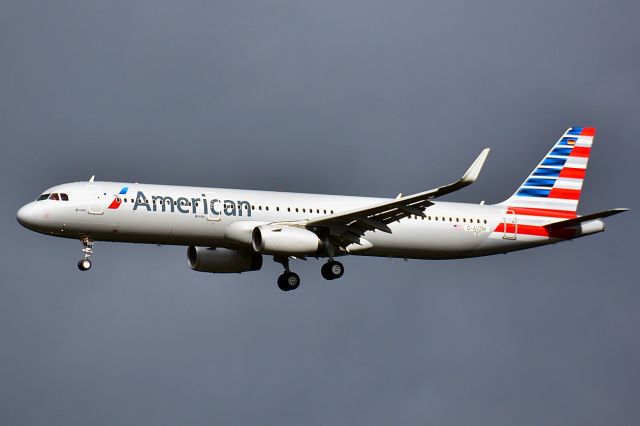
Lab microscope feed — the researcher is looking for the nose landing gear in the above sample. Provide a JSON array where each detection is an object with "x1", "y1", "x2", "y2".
[
  {"x1": 77, "y1": 237, "x2": 94, "y2": 271},
  {"x1": 78, "y1": 259, "x2": 92, "y2": 271}
]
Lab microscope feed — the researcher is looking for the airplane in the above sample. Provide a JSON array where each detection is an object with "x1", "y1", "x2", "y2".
[{"x1": 16, "y1": 127, "x2": 628, "y2": 291}]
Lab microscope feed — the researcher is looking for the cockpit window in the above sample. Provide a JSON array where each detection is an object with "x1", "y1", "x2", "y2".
[
  {"x1": 49, "y1": 193, "x2": 60, "y2": 201},
  {"x1": 60, "y1": 193, "x2": 69, "y2": 201},
  {"x1": 37, "y1": 193, "x2": 50, "y2": 201}
]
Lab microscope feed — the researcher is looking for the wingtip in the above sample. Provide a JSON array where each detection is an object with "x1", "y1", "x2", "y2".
[{"x1": 461, "y1": 148, "x2": 490, "y2": 183}]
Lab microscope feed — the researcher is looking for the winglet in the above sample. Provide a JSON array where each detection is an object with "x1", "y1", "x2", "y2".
[{"x1": 461, "y1": 148, "x2": 490, "y2": 184}]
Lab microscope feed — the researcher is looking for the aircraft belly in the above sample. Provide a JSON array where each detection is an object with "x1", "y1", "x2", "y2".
[{"x1": 362, "y1": 221, "x2": 488, "y2": 259}]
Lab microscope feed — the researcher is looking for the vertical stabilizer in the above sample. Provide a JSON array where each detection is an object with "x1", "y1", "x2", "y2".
[{"x1": 498, "y1": 127, "x2": 595, "y2": 216}]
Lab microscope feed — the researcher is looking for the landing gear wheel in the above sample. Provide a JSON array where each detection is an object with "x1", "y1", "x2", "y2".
[
  {"x1": 277, "y1": 272, "x2": 300, "y2": 291},
  {"x1": 321, "y1": 261, "x2": 344, "y2": 280},
  {"x1": 78, "y1": 237, "x2": 94, "y2": 272},
  {"x1": 78, "y1": 259, "x2": 92, "y2": 271}
]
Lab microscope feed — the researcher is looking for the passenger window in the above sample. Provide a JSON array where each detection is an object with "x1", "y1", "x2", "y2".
[
  {"x1": 323, "y1": 209, "x2": 327, "y2": 214},
  {"x1": 287, "y1": 207, "x2": 291, "y2": 212},
  {"x1": 295, "y1": 208, "x2": 299, "y2": 212},
  {"x1": 50, "y1": 193, "x2": 60, "y2": 201}
]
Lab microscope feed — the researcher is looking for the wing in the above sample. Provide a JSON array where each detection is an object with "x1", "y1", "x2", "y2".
[{"x1": 305, "y1": 148, "x2": 490, "y2": 247}]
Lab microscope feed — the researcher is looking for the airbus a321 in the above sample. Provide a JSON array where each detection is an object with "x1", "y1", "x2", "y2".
[{"x1": 17, "y1": 127, "x2": 627, "y2": 291}]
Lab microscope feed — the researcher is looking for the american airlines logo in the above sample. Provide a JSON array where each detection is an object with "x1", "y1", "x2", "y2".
[
  {"x1": 130, "y1": 190, "x2": 252, "y2": 217},
  {"x1": 107, "y1": 187, "x2": 129, "y2": 209}
]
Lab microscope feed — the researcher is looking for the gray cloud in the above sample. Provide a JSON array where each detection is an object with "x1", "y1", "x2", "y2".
[{"x1": 1, "y1": 1, "x2": 638, "y2": 425}]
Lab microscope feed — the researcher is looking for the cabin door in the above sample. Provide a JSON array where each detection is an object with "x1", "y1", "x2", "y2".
[
  {"x1": 502, "y1": 210, "x2": 517, "y2": 240},
  {"x1": 88, "y1": 187, "x2": 104, "y2": 215}
]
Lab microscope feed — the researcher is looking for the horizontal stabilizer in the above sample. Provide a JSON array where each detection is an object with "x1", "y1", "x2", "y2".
[{"x1": 543, "y1": 208, "x2": 629, "y2": 229}]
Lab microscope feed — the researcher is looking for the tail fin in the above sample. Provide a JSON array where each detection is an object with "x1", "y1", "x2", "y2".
[{"x1": 498, "y1": 127, "x2": 595, "y2": 215}]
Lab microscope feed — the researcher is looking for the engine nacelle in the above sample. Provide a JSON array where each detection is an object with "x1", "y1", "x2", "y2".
[
  {"x1": 224, "y1": 220, "x2": 267, "y2": 246},
  {"x1": 187, "y1": 246, "x2": 262, "y2": 273},
  {"x1": 251, "y1": 225, "x2": 321, "y2": 255}
]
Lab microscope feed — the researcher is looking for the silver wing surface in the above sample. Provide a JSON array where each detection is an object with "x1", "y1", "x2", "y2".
[{"x1": 304, "y1": 148, "x2": 490, "y2": 247}]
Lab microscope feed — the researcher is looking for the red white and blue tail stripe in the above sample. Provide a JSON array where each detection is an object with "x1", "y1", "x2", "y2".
[{"x1": 499, "y1": 127, "x2": 595, "y2": 216}]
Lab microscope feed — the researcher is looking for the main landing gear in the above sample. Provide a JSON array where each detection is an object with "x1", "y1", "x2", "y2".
[
  {"x1": 321, "y1": 242, "x2": 344, "y2": 281},
  {"x1": 277, "y1": 272, "x2": 301, "y2": 292},
  {"x1": 274, "y1": 256, "x2": 345, "y2": 291},
  {"x1": 77, "y1": 237, "x2": 94, "y2": 271},
  {"x1": 274, "y1": 256, "x2": 300, "y2": 292},
  {"x1": 321, "y1": 260, "x2": 344, "y2": 280}
]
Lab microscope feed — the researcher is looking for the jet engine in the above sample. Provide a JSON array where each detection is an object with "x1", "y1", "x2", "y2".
[
  {"x1": 251, "y1": 225, "x2": 322, "y2": 255},
  {"x1": 187, "y1": 246, "x2": 262, "y2": 273}
]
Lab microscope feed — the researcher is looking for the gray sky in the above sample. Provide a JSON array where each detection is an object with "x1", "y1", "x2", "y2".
[{"x1": 1, "y1": 1, "x2": 639, "y2": 425}]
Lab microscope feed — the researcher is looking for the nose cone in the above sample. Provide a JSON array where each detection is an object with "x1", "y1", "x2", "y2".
[{"x1": 17, "y1": 203, "x2": 40, "y2": 229}]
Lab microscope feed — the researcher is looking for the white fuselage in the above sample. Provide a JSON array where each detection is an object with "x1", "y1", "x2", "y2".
[{"x1": 16, "y1": 181, "x2": 588, "y2": 260}]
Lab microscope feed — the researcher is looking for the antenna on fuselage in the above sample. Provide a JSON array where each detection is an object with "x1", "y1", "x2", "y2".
[{"x1": 89, "y1": 175, "x2": 95, "y2": 182}]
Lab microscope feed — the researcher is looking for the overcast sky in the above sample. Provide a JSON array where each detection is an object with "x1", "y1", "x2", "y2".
[{"x1": 1, "y1": 1, "x2": 639, "y2": 425}]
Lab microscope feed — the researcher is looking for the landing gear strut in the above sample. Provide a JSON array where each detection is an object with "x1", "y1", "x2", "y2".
[
  {"x1": 274, "y1": 256, "x2": 300, "y2": 291},
  {"x1": 321, "y1": 260, "x2": 344, "y2": 280},
  {"x1": 78, "y1": 237, "x2": 94, "y2": 271},
  {"x1": 320, "y1": 241, "x2": 344, "y2": 280}
]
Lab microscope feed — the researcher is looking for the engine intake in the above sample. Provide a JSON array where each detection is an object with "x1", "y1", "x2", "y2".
[
  {"x1": 252, "y1": 225, "x2": 321, "y2": 255},
  {"x1": 187, "y1": 246, "x2": 262, "y2": 273}
]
